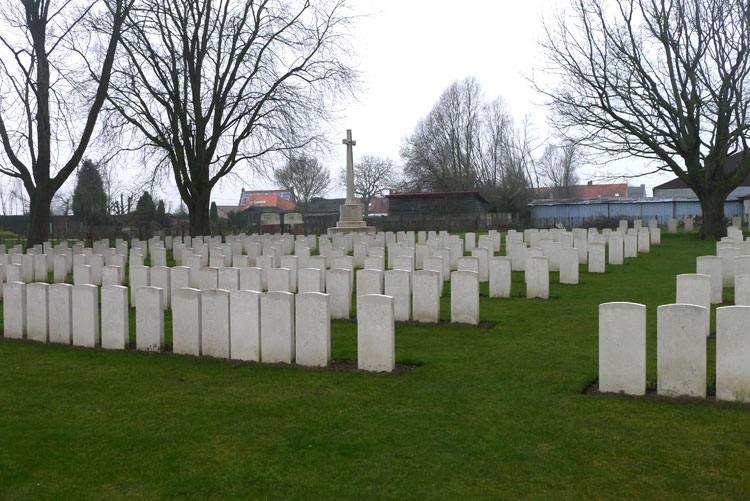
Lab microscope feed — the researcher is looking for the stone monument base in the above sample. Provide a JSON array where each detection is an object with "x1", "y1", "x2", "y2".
[
  {"x1": 327, "y1": 200, "x2": 375, "y2": 236},
  {"x1": 327, "y1": 224, "x2": 376, "y2": 237}
]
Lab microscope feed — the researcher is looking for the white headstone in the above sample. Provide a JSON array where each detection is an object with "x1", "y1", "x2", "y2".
[
  {"x1": 735, "y1": 274, "x2": 750, "y2": 306},
  {"x1": 623, "y1": 234, "x2": 637, "y2": 258},
  {"x1": 717, "y1": 246, "x2": 740, "y2": 287},
  {"x1": 53, "y1": 254, "x2": 67, "y2": 283},
  {"x1": 217, "y1": 266, "x2": 240, "y2": 292},
  {"x1": 172, "y1": 288, "x2": 202, "y2": 356},
  {"x1": 657, "y1": 303, "x2": 707, "y2": 398},
  {"x1": 423, "y1": 255, "x2": 444, "y2": 291},
  {"x1": 716, "y1": 306, "x2": 750, "y2": 402},
  {"x1": 649, "y1": 227, "x2": 661, "y2": 245},
  {"x1": 169, "y1": 266, "x2": 190, "y2": 305},
  {"x1": 393, "y1": 255, "x2": 414, "y2": 272},
  {"x1": 129, "y1": 265, "x2": 150, "y2": 306},
  {"x1": 150, "y1": 266, "x2": 171, "y2": 309},
  {"x1": 326, "y1": 268, "x2": 352, "y2": 319},
  {"x1": 598, "y1": 302, "x2": 646, "y2": 395},
  {"x1": 88, "y1": 253, "x2": 104, "y2": 285},
  {"x1": 363, "y1": 255, "x2": 384, "y2": 272},
  {"x1": 450, "y1": 270, "x2": 479, "y2": 325},
  {"x1": 101, "y1": 285, "x2": 129, "y2": 349},
  {"x1": 239, "y1": 267, "x2": 263, "y2": 292},
  {"x1": 102, "y1": 265, "x2": 121, "y2": 286},
  {"x1": 385, "y1": 269, "x2": 411, "y2": 321},
  {"x1": 21, "y1": 254, "x2": 33, "y2": 282},
  {"x1": 201, "y1": 289, "x2": 230, "y2": 358},
  {"x1": 412, "y1": 270, "x2": 440, "y2": 323},
  {"x1": 295, "y1": 292, "x2": 331, "y2": 367},
  {"x1": 608, "y1": 234, "x2": 624, "y2": 265},
  {"x1": 48, "y1": 283, "x2": 73, "y2": 344},
  {"x1": 298, "y1": 267, "x2": 324, "y2": 293},
  {"x1": 267, "y1": 267, "x2": 292, "y2": 292},
  {"x1": 458, "y1": 256, "x2": 479, "y2": 274},
  {"x1": 696, "y1": 255, "x2": 723, "y2": 304},
  {"x1": 229, "y1": 290, "x2": 261, "y2": 362},
  {"x1": 280, "y1": 255, "x2": 299, "y2": 292},
  {"x1": 559, "y1": 247, "x2": 579, "y2": 285},
  {"x1": 356, "y1": 269, "x2": 383, "y2": 296},
  {"x1": 73, "y1": 264, "x2": 93, "y2": 285},
  {"x1": 357, "y1": 294, "x2": 395, "y2": 372},
  {"x1": 489, "y1": 257, "x2": 511, "y2": 298},
  {"x1": 675, "y1": 273, "x2": 711, "y2": 335},
  {"x1": 3, "y1": 281, "x2": 26, "y2": 339},
  {"x1": 198, "y1": 266, "x2": 219, "y2": 291},
  {"x1": 260, "y1": 291, "x2": 295, "y2": 364},
  {"x1": 588, "y1": 241, "x2": 606, "y2": 273},
  {"x1": 136, "y1": 286, "x2": 164, "y2": 352},
  {"x1": 470, "y1": 247, "x2": 490, "y2": 282},
  {"x1": 33, "y1": 254, "x2": 47, "y2": 282},
  {"x1": 72, "y1": 284, "x2": 99, "y2": 348},
  {"x1": 525, "y1": 256, "x2": 549, "y2": 299},
  {"x1": 574, "y1": 237, "x2": 588, "y2": 265},
  {"x1": 26, "y1": 282, "x2": 49, "y2": 343}
]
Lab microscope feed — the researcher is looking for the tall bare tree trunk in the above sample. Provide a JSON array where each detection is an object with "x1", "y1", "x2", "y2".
[
  {"x1": 27, "y1": 186, "x2": 53, "y2": 246},
  {"x1": 699, "y1": 189, "x2": 728, "y2": 240},
  {"x1": 188, "y1": 188, "x2": 211, "y2": 237}
]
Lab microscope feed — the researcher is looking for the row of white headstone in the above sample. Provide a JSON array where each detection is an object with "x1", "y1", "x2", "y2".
[
  {"x1": 599, "y1": 302, "x2": 750, "y2": 402},
  {"x1": 513, "y1": 226, "x2": 661, "y2": 299},
  {"x1": 57, "y1": 262, "x2": 477, "y2": 325},
  {"x1": 3, "y1": 281, "x2": 399, "y2": 373}
]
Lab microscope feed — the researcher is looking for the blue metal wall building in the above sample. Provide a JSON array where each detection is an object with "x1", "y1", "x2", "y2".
[{"x1": 529, "y1": 198, "x2": 743, "y2": 228}]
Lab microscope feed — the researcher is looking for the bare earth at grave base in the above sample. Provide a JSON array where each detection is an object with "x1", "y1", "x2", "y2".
[{"x1": 2, "y1": 232, "x2": 750, "y2": 497}]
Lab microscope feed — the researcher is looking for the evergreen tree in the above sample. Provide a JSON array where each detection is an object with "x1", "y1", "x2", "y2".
[
  {"x1": 210, "y1": 202, "x2": 219, "y2": 223},
  {"x1": 156, "y1": 200, "x2": 166, "y2": 226},
  {"x1": 72, "y1": 159, "x2": 108, "y2": 226},
  {"x1": 132, "y1": 191, "x2": 157, "y2": 227}
]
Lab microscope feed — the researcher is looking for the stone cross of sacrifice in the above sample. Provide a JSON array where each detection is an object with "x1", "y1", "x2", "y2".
[{"x1": 343, "y1": 129, "x2": 357, "y2": 204}]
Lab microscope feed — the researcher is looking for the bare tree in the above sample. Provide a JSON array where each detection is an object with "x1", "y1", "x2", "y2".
[
  {"x1": 0, "y1": 0, "x2": 134, "y2": 245},
  {"x1": 339, "y1": 155, "x2": 398, "y2": 215},
  {"x1": 106, "y1": 0, "x2": 356, "y2": 235},
  {"x1": 538, "y1": 141, "x2": 580, "y2": 199},
  {"x1": 273, "y1": 155, "x2": 330, "y2": 213},
  {"x1": 51, "y1": 188, "x2": 73, "y2": 216},
  {"x1": 401, "y1": 79, "x2": 536, "y2": 215},
  {"x1": 538, "y1": 0, "x2": 750, "y2": 238},
  {"x1": 401, "y1": 77, "x2": 483, "y2": 191},
  {"x1": 0, "y1": 177, "x2": 27, "y2": 215}
]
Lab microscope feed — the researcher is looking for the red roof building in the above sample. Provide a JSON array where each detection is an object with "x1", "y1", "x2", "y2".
[
  {"x1": 241, "y1": 194, "x2": 296, "y2": 212},
  {"x1": 238, "y1": 189, "x2": 293, "y2": 205}
]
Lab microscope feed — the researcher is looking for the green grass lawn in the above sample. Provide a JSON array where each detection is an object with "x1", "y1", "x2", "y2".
[{"x1": 2, "y1": 232, "x2": 750, "y2": 498}]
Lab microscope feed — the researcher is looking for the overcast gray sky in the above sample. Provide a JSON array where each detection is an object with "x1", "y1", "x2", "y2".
[{"x1": 152, "y1": 0, "x2": 676, "y2": 208}]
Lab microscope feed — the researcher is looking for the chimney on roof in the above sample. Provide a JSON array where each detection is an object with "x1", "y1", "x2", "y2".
[{"x1": 588, "y1": 180, "x2": 593, "y2": 186}]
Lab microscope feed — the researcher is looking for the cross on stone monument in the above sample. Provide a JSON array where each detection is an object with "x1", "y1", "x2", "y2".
[
  {"x1": 343, "y1": 129, "x2": 357, "y2": 204},
  {"x1": 327, "y1": 129, "x2": 375, "y2": 236}
]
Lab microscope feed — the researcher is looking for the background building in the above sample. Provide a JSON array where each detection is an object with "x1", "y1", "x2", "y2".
[{"x1": 653, "y1": 152, "x2": 750, "y2": 199}]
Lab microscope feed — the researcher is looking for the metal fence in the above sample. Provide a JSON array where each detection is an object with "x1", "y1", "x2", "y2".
[{"x1": 529, "y1": 199, "x2": 743, "y2": 228}]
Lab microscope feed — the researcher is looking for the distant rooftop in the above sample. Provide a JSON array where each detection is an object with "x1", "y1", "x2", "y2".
[
  {"x1": 241, "y1": 194, "x2": 296, "y2": 212},
  {"x1": 238, "y1": 189, "x2": 293, "y2": 206},
  {"x1": 532, "y1": 183, "x2": 633, "y2": 200},
  {"x1": 386, "y1": 190, "x2": 489, "y2": 204},
  {"x1": 653, "y1": 152, "x2": 749, "y2": 190}
]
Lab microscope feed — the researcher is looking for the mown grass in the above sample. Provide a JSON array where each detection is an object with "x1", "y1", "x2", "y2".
[{"x1": 2, "y1": 231, "x2": 750, "y2": 498}]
